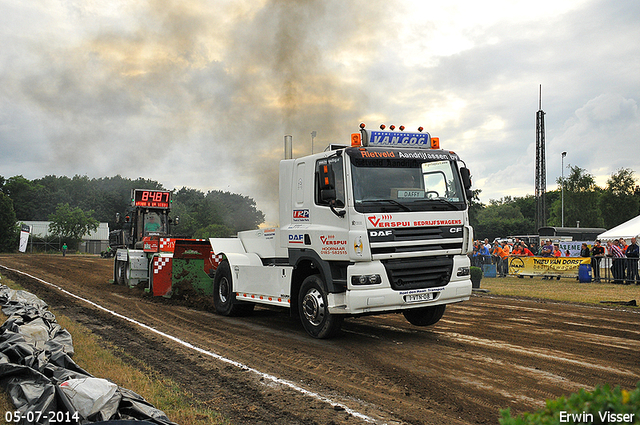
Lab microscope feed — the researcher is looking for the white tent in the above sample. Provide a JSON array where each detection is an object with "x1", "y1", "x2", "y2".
[{"x1": 597, "y1": 215, "x2": 640, "y2": 241}]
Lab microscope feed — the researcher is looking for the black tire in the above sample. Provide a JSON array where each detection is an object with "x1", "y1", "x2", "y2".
[
  {"x1": 213, "y1": 261, "x2": 243, "y2": 316},
  {"x1": 115, "y1": 260, "x2": 127, "y2": 286},
  {"x1": 298, "y1": 275, "x2": 343, "y2": 339},
  {"x1": 147, "y1": 259, "x2": 155, "y2": 296},
  {"x1": 113, "y1": 259, "x2": 119, "y2": 284},
  {"x1": 403, "y1": 304, "x2": 446, "y2": 327},
  {"x1": 123, "y1": 261, "x2": 132, "y2": 287}
]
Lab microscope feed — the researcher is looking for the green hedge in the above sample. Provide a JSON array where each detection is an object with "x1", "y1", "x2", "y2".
[
  {"x1": 470, "y1": 266, "x2": 483, "y2": 281},
  {"x1": 500, "y1": 382, "x2": 640, "y2": 424}
]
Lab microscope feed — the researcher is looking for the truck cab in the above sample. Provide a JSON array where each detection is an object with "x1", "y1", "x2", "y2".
[{"x1": 210, "y1": 125, "x2": 474, "y2": 338}]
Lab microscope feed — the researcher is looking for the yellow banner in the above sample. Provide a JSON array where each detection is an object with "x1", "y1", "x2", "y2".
[{"x1": 508, "y1": 256, "x2": 591, "y2": 276}]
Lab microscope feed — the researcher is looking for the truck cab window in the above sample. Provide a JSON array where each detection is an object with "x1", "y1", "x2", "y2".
[
  {"x1": 315, "y1": 156, "x2": 345, "y2": 208},
  {"x1": 422, "y1": 160, "x2": 462, "y2": 200}
]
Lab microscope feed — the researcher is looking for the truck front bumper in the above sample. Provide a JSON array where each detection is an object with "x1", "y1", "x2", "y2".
[{"x1": 328, "y1": 256, "x2": 472, "y2": 315}]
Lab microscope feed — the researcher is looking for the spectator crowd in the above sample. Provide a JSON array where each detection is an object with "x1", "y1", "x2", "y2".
[{"x1": 470, "y1": 237, "x2": 639, "y2": 284}]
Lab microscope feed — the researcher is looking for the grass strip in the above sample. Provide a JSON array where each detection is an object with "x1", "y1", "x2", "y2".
[
  {"x1": 0, "y1": 274, "x2": 228, "y2": 425},
  {"x1": 479, "y1": 275, "x2": 640, "y2": 306}
]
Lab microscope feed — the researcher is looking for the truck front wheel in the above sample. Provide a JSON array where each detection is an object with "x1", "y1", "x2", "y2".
[
  {"x1": 298, "y1": 275, "x2": 343, "y2": 339},
  {"x1": 114, "y1": 260, "x2": 127, "y2": 286},
  {"x1": 403, "y1": 304, "x2": 446, "y2": 327}
]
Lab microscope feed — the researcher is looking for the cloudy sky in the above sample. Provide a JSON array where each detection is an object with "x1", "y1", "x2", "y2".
[{"x1": 1, "y1": 0, "x2": 638, "y2": 223}]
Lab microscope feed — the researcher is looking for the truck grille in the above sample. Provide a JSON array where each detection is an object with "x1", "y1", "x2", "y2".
[
  {"x1": 368, "y1": 226, "x2": 463, "y2": 257},
  {"x1": 382, "y1": 257, "x2": 453, "y2": 290}
]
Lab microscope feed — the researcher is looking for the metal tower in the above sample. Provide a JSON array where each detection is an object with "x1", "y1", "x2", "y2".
[{"x1": 535, "y1": 85, "x2": 546, "y2": 231}]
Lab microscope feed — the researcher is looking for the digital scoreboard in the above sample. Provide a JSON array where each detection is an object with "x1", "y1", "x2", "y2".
[{"x1": 132, "y1": 190, "x2": 171, "y2": 208}]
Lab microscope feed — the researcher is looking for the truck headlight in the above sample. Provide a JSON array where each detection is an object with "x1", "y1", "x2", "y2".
[
  {"x1": 457, "y1": 267, "x2": 470, "y2": 277},
  {"x1": 351, "y1": 274, "x2": 382, "y2": 285}
]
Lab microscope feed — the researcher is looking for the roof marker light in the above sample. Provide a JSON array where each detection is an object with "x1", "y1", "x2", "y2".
[
  {"x1": 418, "y1": 126, "x2": 424, "y2": 132},
  {"x1": 351, "y1": 132, "x2": 362, "y2": 147},
  {"x1": 390, "y1": 125, "x2": 395, "y2": 130},
  {"x1": 379, "y1": 124, "x2": 386, "y2": 130},
  {"x1": 359, "y1": 122, "x2": 366, "y2": 129},
  {"x1": 399, "y1": 125, "x2": 405, "y2": 131}
]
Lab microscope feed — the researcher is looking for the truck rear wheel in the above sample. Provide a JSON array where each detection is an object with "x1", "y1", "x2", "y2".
[
  {"x1": 213, "y1": 261, "x2": 250, "y2": 316},
  {"x1": 403, "y1": 304, "x2": 446, "y2": 327},
  {"x1": 298, "y1": 275, "x2": 343, "y2": 339}
]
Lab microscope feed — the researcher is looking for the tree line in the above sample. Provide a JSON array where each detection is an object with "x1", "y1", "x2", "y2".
[
  {"x1": 1, "y1": 167, "x2": 638, "y2": 253},
  {"x1": 0, "y1": 174, "x2": 265, "y2": 252},
  {"x1": 470, "y1": 167, "x2": 640, "y2": 242}
]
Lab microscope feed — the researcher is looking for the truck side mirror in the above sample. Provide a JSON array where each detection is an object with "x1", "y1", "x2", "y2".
[
  {"x1": 318, "y1": 163, "x2": 337, "y2": 202},
  {"x1": 321, "y1": 189, "x2": 336, "y2": 202},
  {"x1": 460, "y1": 167, "x2": 472, "y2": 189},
  {"x1": 460, "y1": 167, "x2": 474, "y2": 201},
  {"x1": 317, "y1": 162, "x2": 345, "y2": 217}
]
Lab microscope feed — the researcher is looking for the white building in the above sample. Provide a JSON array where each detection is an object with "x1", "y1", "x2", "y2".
[{"x1": 19, "y1": 221, "x2": 110, "y2": 254}]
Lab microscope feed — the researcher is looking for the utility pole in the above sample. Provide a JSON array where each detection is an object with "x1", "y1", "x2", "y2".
[
  {"x1": 535, "y1": 85, "x2": 547, "y2": 232},
  {"x1": 561, "y1": 151, "x2": 566, "y2": 227}
]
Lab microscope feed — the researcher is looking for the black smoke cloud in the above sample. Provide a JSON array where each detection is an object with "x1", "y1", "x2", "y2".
[{"x1": 12, "y1": 0, "x2": 389, "y2": 222}]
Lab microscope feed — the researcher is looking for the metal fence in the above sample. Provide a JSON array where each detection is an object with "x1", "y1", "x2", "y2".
[{"x1": 593, "y1": 256, "x2": 639, "y2": 285}]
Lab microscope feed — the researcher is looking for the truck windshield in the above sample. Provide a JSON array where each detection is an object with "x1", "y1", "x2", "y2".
[{"x1": 347, "y1": 148, "x2": 466, "y2": 213}]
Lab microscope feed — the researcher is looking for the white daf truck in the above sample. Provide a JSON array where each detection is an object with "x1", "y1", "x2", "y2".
[{"x1": 210, "y1": 124, "x2": 475, "y2": 338}]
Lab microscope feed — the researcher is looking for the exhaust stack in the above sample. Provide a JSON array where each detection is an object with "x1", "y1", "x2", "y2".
[{"x1": 284, "y1": 135, "x2": 293, "y2": 159}]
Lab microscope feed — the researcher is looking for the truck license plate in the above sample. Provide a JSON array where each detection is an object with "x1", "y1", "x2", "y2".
[{"x1": 404, "y1": 292, "x2": 434, "y2": 303}]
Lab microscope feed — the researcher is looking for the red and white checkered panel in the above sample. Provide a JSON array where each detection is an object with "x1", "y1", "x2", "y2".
[
  {"x1": 154, "y1": 257, "x2": 171, "y2": 273},
  {"x1": 152, "y1": 256, "x2": 173, "y2": 296},
  {"x1": 211, "y1": 253, "x2": 223, "y2": 270},
  {"x1": 159, "y1": 238, "x2": 174, "y2": 252}
]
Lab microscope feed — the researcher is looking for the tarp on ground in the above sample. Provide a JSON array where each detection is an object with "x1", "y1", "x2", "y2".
[
  {"x1": 0, "y1": 285, "x2": 177, "y2": 425},
  {"x1": 598, "y1": 215, "x2": 640, "y2": 242}
]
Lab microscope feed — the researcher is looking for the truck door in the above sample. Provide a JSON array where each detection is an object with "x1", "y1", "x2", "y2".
[{"x1": 310, "y1": 155, "x2": 350, "y2": 260}]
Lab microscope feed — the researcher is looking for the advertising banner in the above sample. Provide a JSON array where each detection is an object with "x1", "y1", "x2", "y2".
[
  {"x1": 18, "y1": 224, "x2": 30, "y2": 253},
  {"x1": 508, "y1": 256, "x2": 591, "y2": 277},
  {"x1": 558, "y1": 241, "x2": 593, "y2": 257}
]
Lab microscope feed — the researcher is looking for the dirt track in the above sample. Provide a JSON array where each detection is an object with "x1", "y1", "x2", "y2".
[{"x1": 1, "y1": 254, "x2": 639, "y2": 425}]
